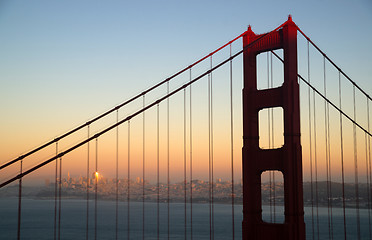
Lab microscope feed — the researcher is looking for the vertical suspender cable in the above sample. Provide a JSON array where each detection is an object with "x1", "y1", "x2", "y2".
[
  {"x1": 267, "y1": 52, "x2": 273, "y2": 222},
  {"x1": 323, "y1": 57, "x2": 331, "y2": 240},
  {"x1": 86, "y1": 126, "x2": 90, "y2": 240},
  {"x1": 324, "y1": 57, "x2": 334, "y2": 239},
  {"x1": 367, "y1": 98, "x2": 372, "y2": 240},
  {"x1": 339, "y1": 72, "x2": 347, "y2": 240},
  {"x1": 183, "y1": 88, "x2": 187, "y2": 240},
  {"x1": 208, "y1": 64, "x2": 212, "y2": 240},
  {"x1": 167, "y1": 81, "x2": 170, "y2": 240},
  {"x1": 115, "y1": 110, "x2": 119, "y2": 240},
  {"x1": 365, "y1": 127, "x2": 372, "y2": 240},
  {"x1": 270, "y1": 52, "x2": 276, "y2": 222},
  {"x1": 127, "y1": 121, "x2": 131, "y2": 240},
  {"x1": 230, "y1": 44, "x2": 235, "y2": 239},
  {"x1": 353, "y1": 86, "x2": 361, "y2": 240},
  {"x1": 54, "y1": 142, "x2": 58, "y2": 240},
  {"x1": 313, "y1": 80, "x2": 320, "y2": 240},
  {"x1": 17, "y1": 159, "x2": 23, "y2": 240},
  {"x1": 157, "y1": 103, "x2": 160, "y2": 240},
  {"x1": 210, "y1": 55, "x2": 215, "y2": 239},
  {"x1": 94, "y1": 138, "x2": 98, "y2": 240},
  {"x1": 189, "y1": 68, "x2": 193, "y2": 240},
  {"x1": 143, "y1": 95, "x2": 146, "y2": 240},
  {"x1": 58, "y1": 156, "x2": 62, "y2": 240},
  {"x1": 327, "y1": 79, "x2": 334, "y2": 240},
  {"x1": 307, "y1": 41, "x2": 315, "y2": 240}
]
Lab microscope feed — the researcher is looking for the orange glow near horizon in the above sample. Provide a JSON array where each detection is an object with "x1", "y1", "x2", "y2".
[{"x1": 1, "y1": 107, "x2": 368, "y2": 185}]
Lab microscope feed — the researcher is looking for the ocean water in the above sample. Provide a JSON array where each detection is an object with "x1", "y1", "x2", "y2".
[{"x1": 0, "y1": 198, "x2": 371, "y2": 239}]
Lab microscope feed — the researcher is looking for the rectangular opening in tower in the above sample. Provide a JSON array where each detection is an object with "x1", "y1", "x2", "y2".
[
  {"x1": 261, "y1": 170, "x2": 284, "y2": 223},
  {"x1": 259, "y1": 107, "x2": 284, "y2": 149},
  {"x1": 256, "y1": 50, "x2": 284, "y2": 90}
]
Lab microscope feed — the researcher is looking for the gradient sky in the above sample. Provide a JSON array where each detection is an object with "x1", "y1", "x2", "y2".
[{"x1": 1, "y1": 0, "x2": 371, "y2": 183}]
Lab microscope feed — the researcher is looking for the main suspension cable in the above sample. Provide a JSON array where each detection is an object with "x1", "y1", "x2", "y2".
[
  {"x1": 296, "y1": 26, "x2": 372, "y2": 102},
  {"x1": 270, "y1": 50, "x2": 372, "y2": 136},
  {"x1": 1, "y1": 25, "x2": 292, "y2": 189},
  {"x1": 0, "y1": 30, "x2": 247, "y2": 172}
]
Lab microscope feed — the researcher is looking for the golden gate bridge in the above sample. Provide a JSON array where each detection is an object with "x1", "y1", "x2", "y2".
[{"x1": 1, "y1": 16, "x2": 371, "y2": 240}]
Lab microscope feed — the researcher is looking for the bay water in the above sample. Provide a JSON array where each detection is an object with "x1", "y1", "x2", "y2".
[{"x1": 0, "y1": 198, "x2": 371, "y2": 239}]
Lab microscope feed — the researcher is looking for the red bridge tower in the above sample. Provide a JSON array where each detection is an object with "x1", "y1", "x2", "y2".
[{"x1": 242, "y1": 16, "x2": 306, "y2": 240}]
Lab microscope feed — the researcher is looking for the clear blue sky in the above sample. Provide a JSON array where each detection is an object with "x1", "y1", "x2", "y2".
[{"x1": 0, "y1": 0, "x2": 371, "y2": 161}]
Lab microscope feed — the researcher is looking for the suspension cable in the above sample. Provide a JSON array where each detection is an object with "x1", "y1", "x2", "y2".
[
  {"x1": 94, "y1": 138, "x2": 98, "y2": 240},
  {"x1": 183, "y1": 88, "x2": 187, "y2": 240},
  {"x1": 365, "y1": 131, "x2": 372, "y2": 240},
  {"x1": 1, "y1": 25, "x2": 299, "y2": 189},
  {"x1": 323, "y1": 57, "x2": 332, "y2": 240},
  {"x1": 339, "y1": 71, "x2": 347, "y2": 240},
  {"x1": 189, "y1": 68, "x2": 193, "y2": 240},
  {"x1": 115, "y1": 110, "x2": 119, "y2": 240},
  {"x1": 353, "y1": 86, "x2": 361, "y2": 240},
  {"x1": 271, "y1": 48, "x2": 372, "y2": 239},
  {"x1": 267, "y1": 52, "x2": 273, "y2": 222},
  {"x1": 127, "y1": 121, "x2": 131, "y2": 240},
  {"x1": 167, "y1": 81, "x2": 170, "y2": 240},
  {"x1": 307, "y1": 41, "x2": 315, "y2": 240},
  {"x1": 208, "y1": 66, "x2": 212, "y2": 240},
  {"x1": 275, "y1": 48, "x2": 372, "y2": 239},
  {"x1": 296, "y1": 26, "x2": 372, "y2": 102},
  {"x1": 368, "y1": 98, "x2": 372, "y2": 240},
  {"x1": 269, "y1": 52, "x2": 276, "y2": 222},
  {"x1": 0, "y1": 30, "x2": 248, "y2": 172},
  {"x1": 313, "y1": 81, "x2": 320, "y2": 240},
  {"x1": 142, "y1": 95, "x2": 146, "y2": 240},
  {"x1": 54, "y1": 142, "x2": 58, "y2": 240},
  {"x1": 230, "y1": 43, "x2": 235, "y2": 240},
  {"x1": 58, "y1": 156, "x2": 62, "y2": 240},
  {"x1": 210, "y1": 55, "x2": 215, "y2": 240},
  {"x1": 86, "y1": 126, "x2": 90, "y2": 240},
  {"x1": 327, "y1": 100, "x2": 334, "y2": 239},
  {"x1": 157, "y1": 103, "x2": 160, "y2": 240},
  {"x1": 17, "y1": 159, "x2": 23, "y2": 240},
  {"x1": 270, "y1": 51, "x2": 372, "y2": 137}
]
